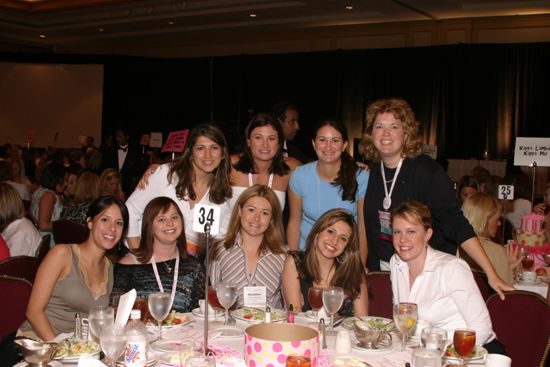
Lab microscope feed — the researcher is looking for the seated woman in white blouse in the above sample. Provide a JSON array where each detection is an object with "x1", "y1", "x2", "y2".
[{"x1": 390, "y1": 200, "x2": 506, "y2": 355}]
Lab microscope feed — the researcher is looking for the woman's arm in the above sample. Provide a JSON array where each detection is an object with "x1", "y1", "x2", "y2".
[
  {"x1": 287, "y1": 189, "x2": 303, "y2": 251},
  {"x1": 461, "y1": 237, "x2": 514, "y2": 299},
  {"x1": 37, "y1": 191, "x2": 56, "y2": 231},
  {"x1": 282, "y1": 255, "x2": 303, "y2": 312},
  {"x1": 26, "y1": 245, "x2": 71, "y2": 341},
  {"x1": 357, "y1": 197, "x2": 368, "y2": 266},
  {"x1": 352, "y1": 277, "x2": 369, "y2": 316}
]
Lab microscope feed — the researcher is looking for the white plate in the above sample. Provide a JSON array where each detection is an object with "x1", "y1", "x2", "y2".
[
  {"x1": 54, "y1": 351, "x2": 101, "y2": 363},
  {"x1": 214, "y1": 325, "x2": 244, "y2": 338},
  {"x1": 146, "y1": 311, "x2": 192, "y2": 329},
  {"x1": 444, "y1": 345, "x2": 488, "y2": 362},
  {"x1": 192, "y1": 307, "x2": 224, "y2": 319},
  {"x1": 329, "y1": 355, "x2": 371, "y2": 367},
  {"x1": 352, "y1": 341, "x2": 392, "y2": 352},
  {"x1": 343, "y1": 316, "x2": 394, "y2": 331},
  {"x1": 304, "y1": 310, "x2": 317, "y2": 319},
  {"x1": 151, "y1": 339, "x2": 192, "y2": 352},
  {"x1": 231, "y1": 308, "x2": 287, "y2": 323}
]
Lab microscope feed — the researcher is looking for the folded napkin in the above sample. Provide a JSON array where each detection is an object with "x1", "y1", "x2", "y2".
[
  {"x1": 77, "y1": 355, "x2": 107, "y2": 367},
  {"x1": 115, "y1": 289, "x2": 137, "y2": 326}
]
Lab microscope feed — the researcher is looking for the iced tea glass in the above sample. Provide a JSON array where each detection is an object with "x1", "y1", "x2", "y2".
[{"x1": 453, "y1": 329, "x2": 476, "y2": 364}]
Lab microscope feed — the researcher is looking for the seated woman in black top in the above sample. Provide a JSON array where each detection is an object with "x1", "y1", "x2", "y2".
[
  {"x1": 113, "y1": 196, "x2": 204, "y2": 312},
  {"x1": 282, "y1": 208, "x2": 368, "y2": 316}
]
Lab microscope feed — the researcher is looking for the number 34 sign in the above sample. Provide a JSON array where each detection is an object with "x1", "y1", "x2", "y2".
[{"x1": 192, "y1": 204, "x2": 221, "y2": 236}]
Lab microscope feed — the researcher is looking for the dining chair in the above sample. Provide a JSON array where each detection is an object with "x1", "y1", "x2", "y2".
[
  {"x1": 0, "y1": 275, "x2": 32, "y2": 343},
  {"x1": 366, "y1": 271, "x2": 393, "y2": 319},
  {"x1": 52, "y1": 219, "x2": 88, "y2": 244},
  {"x1": 0, "y1": 255, "x2": 40, "y2": 284},
  {"x1": 35, "y1": 234, "x2": 51, "y2": 264},
  {"x1": 472, "y1": 269, "x2": 493, "y2": 301},
  {"x1": 486, "y1": 290, "x2": 550, "y2": 367}
]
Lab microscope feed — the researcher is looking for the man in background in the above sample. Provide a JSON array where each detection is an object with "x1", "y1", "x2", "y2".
[{"x1": 271, "y1": 101, "x2": 311, "y2": 163}]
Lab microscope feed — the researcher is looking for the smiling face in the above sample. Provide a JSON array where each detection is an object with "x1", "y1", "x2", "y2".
[
  {"x1": 312, "y1": 124, "x2": 348, "y2": 164},
  {"x1": 371, "y1": 112, "x2": 407, "y2": 167},
  {"x1": 392, "y1": 214, "x2": 432, "y2": 266},
  {"x1": 87, "y1": 204, "x2": 124, "y2": 250},
  {"x1": 152, "y1": 203, "x2": 183, "y2": 246},
  {"x1": 247, "y1": 125, "x2": 279, "y2": 162},
  {"x1": 192, "y1": 136, "x2": 223, "y2": 175},
  {"x1": 239, "y1": 196, "x2": 272, "y2": 238},
  {"x1": 314, "y1": 220, "x2": 352, "y2": 260}
]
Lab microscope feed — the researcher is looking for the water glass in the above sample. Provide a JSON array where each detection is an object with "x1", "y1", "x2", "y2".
[
  {"x1": 412, "y1": 347, "x2": 442, "y2": 367},
  {"x1": 216, "y1": 284, "x2": 238, "y2": 325},
  {"x1": 393, "y1": 302, "x2": 418, "y2": 351},
  {"x1": 322, "y1": 287, "x2": 344, "y2": 335},
  {"x1": 88, "y1": 306, "x2": 114, "y2": 342},
  {"x1": 99, "y1": 323, "x2": 126, "y2": 367},
  {"x1": 148, "y1": 292, "x2": 172, "y2": 340},
  {"x1": 420, "y1": 327, "x2": 447, "y2": 352}
]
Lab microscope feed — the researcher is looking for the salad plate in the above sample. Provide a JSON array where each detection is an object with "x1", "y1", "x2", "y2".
[{"x1": 231, "y1": 307, "x2": 286, "y2": 323}]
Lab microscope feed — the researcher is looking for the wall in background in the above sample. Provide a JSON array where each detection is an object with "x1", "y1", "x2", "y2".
[{"x1": 0, "y1": 62, "x2": 103, "y2": 148}]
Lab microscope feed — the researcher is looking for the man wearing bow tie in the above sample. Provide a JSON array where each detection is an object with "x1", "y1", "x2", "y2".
[{"x1": 101, "y1": 127, "x2": 146, "y2": 197}]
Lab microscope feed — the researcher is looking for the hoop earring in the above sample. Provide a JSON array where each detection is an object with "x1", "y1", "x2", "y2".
[{"x1": 336, "y1": 251, "x2": 349, "y2": 264}]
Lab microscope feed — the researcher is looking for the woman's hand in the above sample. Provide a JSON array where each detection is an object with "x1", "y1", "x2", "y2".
[
  {"x1": 137, "y1": 164, "x2": 160, "y2": 189},
  {"x1": 533, "y1": 203, "x2": 547, "y2": 215},
  {"x1": 487, "y1": 273, "x2": 515, "y2": 300},
  {"x1": 506, "y1": 244, "x2": 522, "y2": 280},
  {"x1": 355, "y1": 161, "x2": 370, "y2": 172}
]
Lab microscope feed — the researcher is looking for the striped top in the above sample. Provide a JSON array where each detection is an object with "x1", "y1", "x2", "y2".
[{"x1": 210, "y1": 239, "x2": 287, "y2": 309}]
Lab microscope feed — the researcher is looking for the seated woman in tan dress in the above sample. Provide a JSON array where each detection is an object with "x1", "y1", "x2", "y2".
[
  {"x1": 462, "y1": 192, "x2": 520, "y2": 284},
  {"x1": 21, "y1": 196, "x2": 128, "y2": 341}
]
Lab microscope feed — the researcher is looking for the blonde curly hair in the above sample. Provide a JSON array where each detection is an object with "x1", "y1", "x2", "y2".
[{"x1": 361, "y1": 98, "x2": 423, "y2": 162}]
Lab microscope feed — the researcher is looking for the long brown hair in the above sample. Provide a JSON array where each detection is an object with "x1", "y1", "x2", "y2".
[
  {"x1": 211, "y1": 185, "x2": 285, "y2": 260},
  {"x1": 168, "y1": 123, "x2": 232, "y2": 204},
  {"x1": 0, "y1": 182, "x2": 25, "y2": 232},
  {"x1": 362, "y1": 98, "x2": 423, "y2": 162},
  {"x1": 303, "y1": 208, "x2": 365, "y2": 300},
  {"x1": 134, "y1": 197, "x2": 187, "y2": 263}
]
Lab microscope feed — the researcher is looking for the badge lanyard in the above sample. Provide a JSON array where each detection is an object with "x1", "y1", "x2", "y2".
[
  {"x1": 381, "y1": 158, "x2": 404, "y2": 210},
  {"x1": 151, "y1": 251, "x2": 180, "y2": 306}
]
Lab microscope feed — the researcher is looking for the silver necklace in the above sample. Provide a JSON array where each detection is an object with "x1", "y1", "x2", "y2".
[{"x1": 381, "y1": 158, "x2": 403, "y2": 210}]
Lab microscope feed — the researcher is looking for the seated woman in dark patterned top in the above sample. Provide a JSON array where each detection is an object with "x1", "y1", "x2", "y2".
[
  {"x1": 60, "y1": 171, "x2": 101, "y2": 225},
  {"x1": 282, "y1": 208, "x2": 368, "y2": 316},
  {"x1": 113, "y1": 196, "x2": 204, "y2": 313}
]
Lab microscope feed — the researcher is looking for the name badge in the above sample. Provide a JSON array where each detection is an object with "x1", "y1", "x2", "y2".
[
  {"x1": 244, "y1": 286, "x2": 267, "y2": 308},
  {"x1": 192, "y1": 204, "x2": 221, "y2": 236}
]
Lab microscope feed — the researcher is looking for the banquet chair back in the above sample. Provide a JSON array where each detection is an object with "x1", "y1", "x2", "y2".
[
  {"x1": 472, "y1": 269, "x2": 492, "y2": 301},
  {"x1": 36, "y1": 234, "x2": 51, "y2": 264},
  {"x1": 52, "y1": 220, "x2": 88, "y2": 244},
  {"x1": 366, "y1": 271, "x2": 393, "y2": 319},
  {"x1": 486, "y1": 290, "x2": 550, "y2": 367},
  {"x1": 0, "y1": 256, "x2": 39, "y2": 284},
  {"x1": 0, "y1": 275, "x2": 32, "y2": 343}
]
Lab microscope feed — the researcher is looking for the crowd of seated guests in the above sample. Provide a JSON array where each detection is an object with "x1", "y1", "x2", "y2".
[{"x1": 8, "y1": 99, "x2": 550, "y2": 363}]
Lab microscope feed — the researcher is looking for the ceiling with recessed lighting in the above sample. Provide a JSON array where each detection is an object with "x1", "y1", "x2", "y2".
[{"x1": 1, "y1": 0, "x2": 550, "y2": 56}]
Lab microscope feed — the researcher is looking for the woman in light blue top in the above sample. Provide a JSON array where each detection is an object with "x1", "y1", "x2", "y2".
[{"x1": 287, "y1": 119, "x2": 369, "y2": 263}]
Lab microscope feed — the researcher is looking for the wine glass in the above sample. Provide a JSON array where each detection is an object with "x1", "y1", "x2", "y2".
[
  {"x1": 88, "y1": 306, "x2": 114, "y2": 342},
  {"x1": 393, "y1": 302, "x2": 418, "y2": 351},
  {"x1": 453, "y1": 329, "x2": 476, "y2": 364},
  {"x1": 322, "y1": 286, "x2": 344, "y2": 335},
  {"x1": 521, "y1": 251, "x2": 534, "y2": 271},
  {"x1": 148, "y1": 292, "x2": 172, "y2": 341},
  {"x1": 216, "y1": 284, "x2": 238, "y2": 325},
  {"x1": 99, "y1": 323, "x2": 126, "y2": 367},
  {"x1": 208, "y1": 286, "x2": 222, "y2": 309},
  {"x1": 307, "y1": 287, "x2": 323, "y2": 318}
]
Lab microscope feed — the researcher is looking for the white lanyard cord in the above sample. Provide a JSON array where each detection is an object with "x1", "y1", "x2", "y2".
[
  {"x1": 381, "y1": 158, "x2": 404, "y2": 210},
  {"x1": 151, "y1": 251, "x2": 180, "y2": 307}
]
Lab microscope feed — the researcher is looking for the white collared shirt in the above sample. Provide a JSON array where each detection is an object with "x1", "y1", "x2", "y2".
[
  {"x1": 390, "y1": 246, "x2": 495, "y2": 344},
  {"x1": 117, "y1": 144, "x2": 128, "y2": 170}
]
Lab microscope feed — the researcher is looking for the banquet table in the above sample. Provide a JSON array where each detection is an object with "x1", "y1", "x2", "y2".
[{"x1": 15, "y1": 312, "x2": 489, "y2": 367}]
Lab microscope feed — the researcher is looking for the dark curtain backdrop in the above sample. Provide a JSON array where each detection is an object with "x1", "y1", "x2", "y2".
[{"x1": 3, "y1": 42, "x2": 549, "y2": 161}]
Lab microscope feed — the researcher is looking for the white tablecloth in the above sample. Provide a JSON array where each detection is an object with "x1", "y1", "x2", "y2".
[{"x1": 514, "y1": 280, "x2": 548, "y2": 298}]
